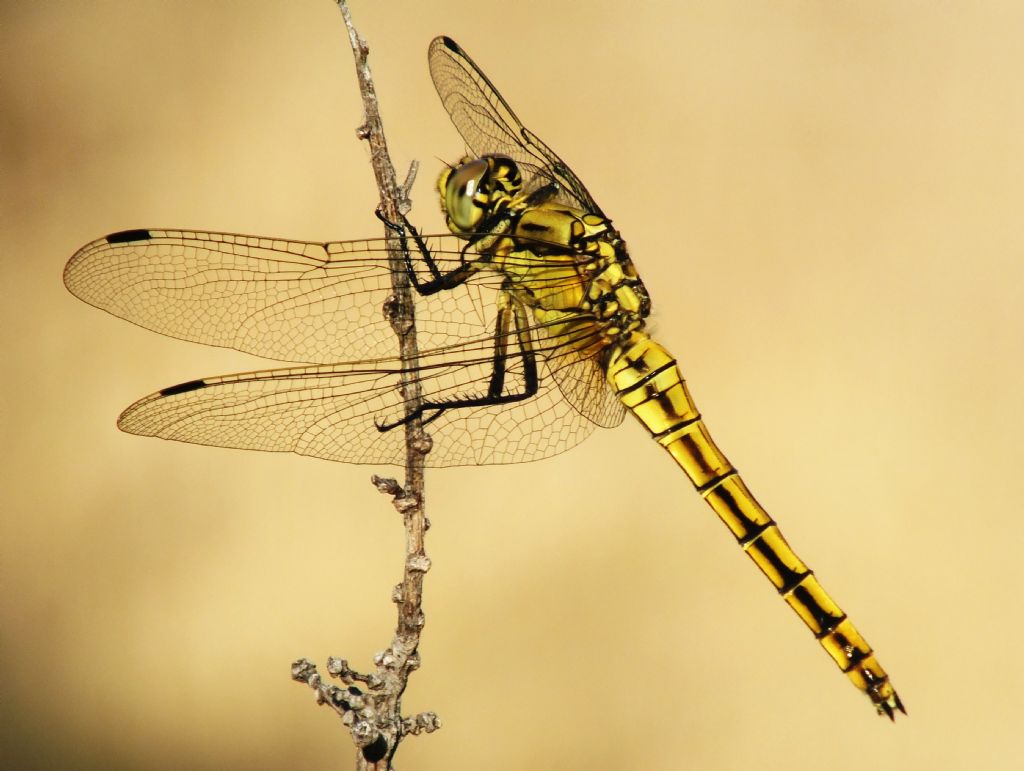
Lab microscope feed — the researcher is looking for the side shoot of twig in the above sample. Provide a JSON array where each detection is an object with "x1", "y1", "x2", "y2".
[{"x1": 291, "y1": 3, "x2": 437, "y2": 768}]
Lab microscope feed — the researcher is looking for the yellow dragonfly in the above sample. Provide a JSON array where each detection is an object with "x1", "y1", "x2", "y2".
[{"x1": 64, "y1": 36, "x2": 903, "y2": 719}]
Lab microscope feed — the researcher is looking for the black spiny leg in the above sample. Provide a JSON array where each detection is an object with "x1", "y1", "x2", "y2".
[
  {"x1": 375, "y1": 208, "x2": 476, "y2": 295},
  {"x1": 376, "y1": 292, "x2": 539, "y2": 431}
]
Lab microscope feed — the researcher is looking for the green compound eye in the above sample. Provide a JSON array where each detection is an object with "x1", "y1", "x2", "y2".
[{"x1": 445, "y1": 158, "x2": 489, "y2": 231}]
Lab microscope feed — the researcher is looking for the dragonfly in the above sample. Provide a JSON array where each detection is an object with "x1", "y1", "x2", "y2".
[{"x1": 64, "y1": 36, "x2": 903, "y2": 719}]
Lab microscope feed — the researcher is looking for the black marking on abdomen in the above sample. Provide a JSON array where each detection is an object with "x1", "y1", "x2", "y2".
[
  {"x1": 615, "y1": 360, "x2": 675, "y2": 397},
  {"x1": 652, "y1": 414, "x2": 702, "y2": 441},
  {"x1": 736, "y1": 520, "x2": 772, "y2": 546},
  {"x1": 810, "y1": 608, "x2": 847, "y2": 639},
  {"x1": 831, "y1": 632, "x2": 871, "y2": 670},
  {"x1": 696, "y1": 469, "x2": 737, "y2": 494},
  {"x1": 160, "y1": 379, "x2": 207, "y2": 396},
  {"x1": 746, "y1": 533, "x2": 810, "y2": 594},
  {"x1": 106, "y1": 229, "x2": 152, "y2": 244},
  {"x1": 778, "y1": 567, "x2": 812, "y2": 595}
]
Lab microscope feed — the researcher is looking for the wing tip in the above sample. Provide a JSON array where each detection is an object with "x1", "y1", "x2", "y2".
[
  {"x1": 159, "y1": 379, "x2": 208, "y2": 397},
  {"x1": 105, "y1": 228, "x2": 152, "y2": 245},
  {"x1": 430, "y1": 35, "x2": 457, "y2": 50}
]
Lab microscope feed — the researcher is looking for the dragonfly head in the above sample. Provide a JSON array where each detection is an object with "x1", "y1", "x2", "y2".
[{"x1": 439, "y1": 154, "x2": 523, "y2": 237}]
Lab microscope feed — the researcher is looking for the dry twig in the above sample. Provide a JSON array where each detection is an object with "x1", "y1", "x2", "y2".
[{"x1": 291, "y1": 3, "x2": 437, "y2": 768}]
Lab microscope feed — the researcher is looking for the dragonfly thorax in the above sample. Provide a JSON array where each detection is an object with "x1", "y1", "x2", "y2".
[{"x1": 439, "y1": 154, "x2": 652, "y2": 356}]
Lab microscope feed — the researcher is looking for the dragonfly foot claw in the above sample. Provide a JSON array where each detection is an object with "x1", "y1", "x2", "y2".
[{"x1": 374, "y1": 206, "x2": 408, "y2": 236}]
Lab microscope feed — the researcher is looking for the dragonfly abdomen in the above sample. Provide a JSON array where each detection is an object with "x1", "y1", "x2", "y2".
[{"x1": 605, "y1": 332, "x2": 904, "y2": 718}]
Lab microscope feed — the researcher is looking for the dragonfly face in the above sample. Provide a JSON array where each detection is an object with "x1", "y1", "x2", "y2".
[
  {"x1": 439, "y1": 154, "x2": 523, "y2": 236},
  {"x1": 64, "y1": 35, "x2": 903, "y2": 719}
]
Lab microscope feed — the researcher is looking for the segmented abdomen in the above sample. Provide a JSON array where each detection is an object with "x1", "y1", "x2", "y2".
[{"x1": 604, "y1": 332, "x2": 903, "y2": 718}]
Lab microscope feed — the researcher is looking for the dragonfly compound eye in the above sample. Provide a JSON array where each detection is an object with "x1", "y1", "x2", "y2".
[
  {"x1": 442, "y1": 155, "x2": 523, "y2": 235},
  {"x1": 444, "y1": 157, "x2": 489, "y2": 233}
]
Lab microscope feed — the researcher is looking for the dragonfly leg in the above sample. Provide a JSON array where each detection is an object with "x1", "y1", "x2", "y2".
[
  {"x1": 375, "y1": 293, "x2": 539, "y2": 431},
  {"x1": 374, "y1": 207, "x2": 476, "y2": 295}
]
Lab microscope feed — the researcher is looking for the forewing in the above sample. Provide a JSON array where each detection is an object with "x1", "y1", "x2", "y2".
[
  {"x1": 64, "y1": 228, "x2": 504, "y2": 363},
  {"x1": 428, "y1": 36, "x2": 604, "y2": 215}
]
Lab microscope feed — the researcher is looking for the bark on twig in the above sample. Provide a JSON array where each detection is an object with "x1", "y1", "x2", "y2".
[{"x1": 291, "y1": 3, "x2": 436, "y2": 768}]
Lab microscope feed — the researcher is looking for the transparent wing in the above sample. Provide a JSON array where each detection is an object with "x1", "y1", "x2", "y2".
[
  {"x1": 428, "y1": 36, "x2": 604, "y2": 215},
  {"x1": 117, "y1": 317, "x2": 622, "y2": 467},
  {"x1": 67, "y1": 228, "x2": 625, "y2": 465},
  {"x1": 65, "y1": 228, "x2": 495, "y2": 364},
  {"x1": 65, "y1": 227, "x2": 619, "y2": 361}
]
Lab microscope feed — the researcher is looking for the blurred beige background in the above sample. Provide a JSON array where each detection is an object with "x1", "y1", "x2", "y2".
[{"x1": 3, "y1": 1, "x2": 1022, "y2": 768}]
